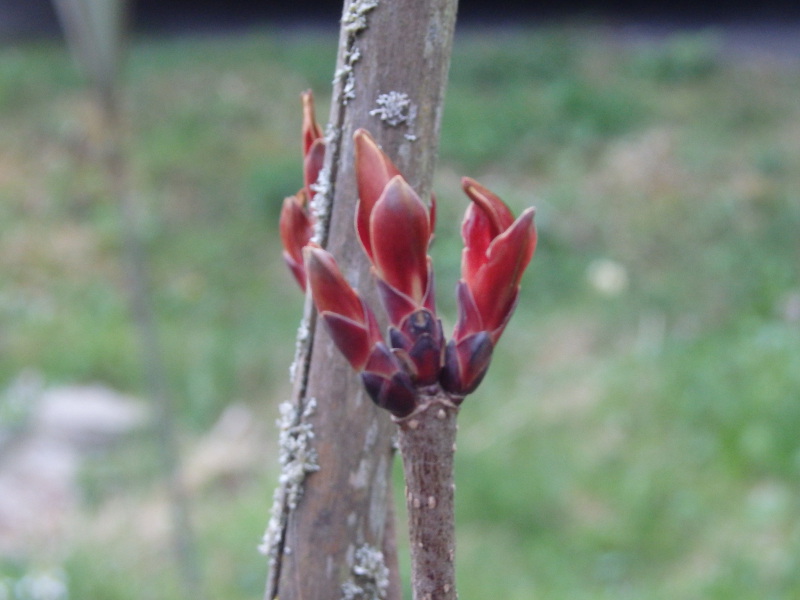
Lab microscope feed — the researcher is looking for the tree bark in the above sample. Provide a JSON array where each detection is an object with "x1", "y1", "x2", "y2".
[
  {"x1": 396, "y1": 394, "x2": 459, "y2": 600},
  {"x1": 264, "y1": 1, "x2": 458, "y2": 598}
]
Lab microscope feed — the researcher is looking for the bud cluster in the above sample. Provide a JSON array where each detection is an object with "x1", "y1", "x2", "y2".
[{"x1": 280, "y1": 92, "x2": 537, "y2": 417}]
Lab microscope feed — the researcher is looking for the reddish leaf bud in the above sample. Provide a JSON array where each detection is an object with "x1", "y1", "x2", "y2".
[
  {"x1": 369, "y1": 175, "x2": 431, "y2": 305},
  {"x1": 301, "y1": 92, "x2": 326, "y2": 200},
  {"x1": 303, "y1": 247, "x2": 383, "y2": 370},
  {"x1": 279, "y1": 91, "x2": 327, "y2": 290},
  {"x1": 469, "y1": 207, "x2": 535, "y2": 341},
  {"x1": 279, "y1": 190, "x2": 314, "y2": 290},
  {"x1": 303, "y1": 137, "x2": 325, "y2": 199},
  {"x1": 304, "y1": 248, "x2": 418, "y2": 416},
  {"x1": 455, "y1": 178, "x2": 537, "y2": 344},
  {"x1": 353, "y1": 129, "x2": 403, "y2": 260},
  {"x1": 461, "y1": 177, "x2": 515, "y2": 284},
  {"x1": 353, "y1": 129, "x2": 437, "y2": 328},
  {"x1": 301, "y1": 90, "x2": 323, "y2": 156},
  {"x1": 353, "y1": 129, "x2": 436, "y2": 262}
]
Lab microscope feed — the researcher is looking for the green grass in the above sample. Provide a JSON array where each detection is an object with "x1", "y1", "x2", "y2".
[{"x1": 1, "y1": 25, "x2": 799, "y2": 599}]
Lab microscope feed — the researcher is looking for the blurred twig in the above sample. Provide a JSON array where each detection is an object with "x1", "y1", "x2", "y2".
[
  {"x1": 100, "y1": 92, "x2": 206, "y2": 600},
  {"x1": 51, "y1": 0, "x2": 126, "y2": 106},
  {"x1": 52, "y1": 2, "x2": 206, "y2": 598}
]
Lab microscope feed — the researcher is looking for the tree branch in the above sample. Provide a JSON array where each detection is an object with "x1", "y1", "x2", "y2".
[
  {"x1": 264, "y1": 1, "x2": 458, "y2": 598},
  {"x1": 396, "y1": 393, "x2": 459, "y2": 600}
]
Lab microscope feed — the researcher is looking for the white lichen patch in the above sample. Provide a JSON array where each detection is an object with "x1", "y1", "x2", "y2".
[
  {"x1": 258, "y1": 398, "x2": 320, "y2": 561},
  {"x1": 335, "y1": 0, "x2": 378, "y2": 104},
  {"x1": 370, "y1": 92, "x2": 417, "y2": 141},
  {"x1": 341, "y1": 580, "x2": 364, "y2": 600},
  {"x1": 342, "y1": 0, "x2": 380, "y2": 34},
  {"x1": 309, "y1": 166, "x2": 332, "y2": 245},
  {"x1": 335, "y1": 46, "x2": 362, "y2": 103},
  {"x1": 325, "y1": 122, "x2": 341, "y2": 146},
  {"x1": 340, "y1": 544, "x2": 390, "y2": 600},
  {"x1": 278, "y1": 398, "x2": 320, "y2": 509},
  {"x1": 370, "y1": 91, "x2": 415, "y2": 127},
  {"x1": 289, "y1": 317, "x2": 310, "y2": 384},
  {"x1": 258, "y1": 483, "x2": 282, "y2": 557}
]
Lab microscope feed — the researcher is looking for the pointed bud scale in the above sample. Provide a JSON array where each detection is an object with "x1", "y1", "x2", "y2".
[
  {"x1": 406, "y1": 334, "x2": 443, "y2": 386},
  {"x1": 461, "y1": 177, "x2": 517, "y2": 284},
  {"x1": 370, "y1": 175, "x2": 431, "y2": 304},
  {"x1": 280, "y1": 191, "x2": 314, "y2": 290},
  {"x1": 353, "y1": 128, "x2": 402, "y2": 260},
  {"x1": 321, "y1": 312, "x2": 379, "y2": 373},
  {"x1": 301, "y1": 90, "x2": 323, "y2": 156},
  {"x1": 279, "y1": 91, "x2": 325, "y2": 291},
  {"x1": 301, "y1": 92, "x2": 325, "y2": 200},
  {"x1": 387, "y1": 309, "x2": 445, "y2": 387},
  {"x1": 361, "y1": 370, "x2": 417, "y2": 418},
  {"x1": 462, "y1": 177, "x2": 515, "y2": 233},
  {"x1": 304, "y1": 247, "x2": 362, "y2": 318},
  {"x1": 361, "y1": 342, "x2": 418, "y2": 417},
  {"x1": 375, "y1": 276, "x2": 419, "y2": 327},
  {"x1": 353, "y1": 129, "x2": 436, "y2": 263},
  {"x1": 440, "y1": 332, "x2": 494, "y2": 398},
  {"x1": 304, "y1": 247, "x2": 383, "y2": 371},
  {"x1": 363, "y1": 341, "x2": 403, "y2": 378},
  {"x1": 452, "y1": 280, "x2": 483, "y2": 339},
  {"x1": 421, "y1": 257, "x2": 436, "y2": 315},
  {"x1": 469, "y1": 207, "x2": 536, "y2": 340},
  {"x1": 304, "y1": 247, "x2": 419, "y2": 416},
  {"x1": 374, "y1": 260, "x2": 437, "y2": 329},
  {"x1": 303, "y1": 137, "x2": 326, "y2": 198}
]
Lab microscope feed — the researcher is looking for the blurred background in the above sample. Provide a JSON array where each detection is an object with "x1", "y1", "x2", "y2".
[
  {"x1": 1, "y1": 1, "x2": 800, "y2": 599},
  {"x1": 3, "y1": 0, "x2": 800, "y2": 33}
]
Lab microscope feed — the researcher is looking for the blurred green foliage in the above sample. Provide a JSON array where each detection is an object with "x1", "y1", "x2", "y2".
[{"x1": 1, "y1": 25, "x2": 799, "y2": 599}]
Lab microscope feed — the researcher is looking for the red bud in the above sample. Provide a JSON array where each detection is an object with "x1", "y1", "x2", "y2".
[
  {"x1": 322, "y1": 312, "x2": 378, "y2": 373},
  {"x1": 457, "y1": 178, "x2": 537, "y2": 345},
  {"x1": 301, "y1": 90, "x2": 323, "y2": 156},
  {"x1": 304, "y1": 137, "x2": 325, "y2": 199},
  {"x1": 279, "y1": 191, "x2": 314, "y2": 290},
  {"x1": 470, "y1": 208, "x2": 536, "y2": 339},
  {"x1": 353, "y1": 129, "x2": 402, "y2": 260},
  {"x1": 304, "y1": 247, "x2": 383, "y2": 370},
  {"x1": 461, "y1": 177, "x2": 516, "y2": 284},
  {"x1": 279, "y1": 91, "x2": 326, "y2": 290},
  {"x1": 369, "y1": 175, "x2": 431, "y2": 304}
]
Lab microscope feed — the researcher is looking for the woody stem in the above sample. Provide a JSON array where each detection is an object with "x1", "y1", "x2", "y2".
[{"x1": 396, "y1": 391, "x2": 460, "y2": 600}]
